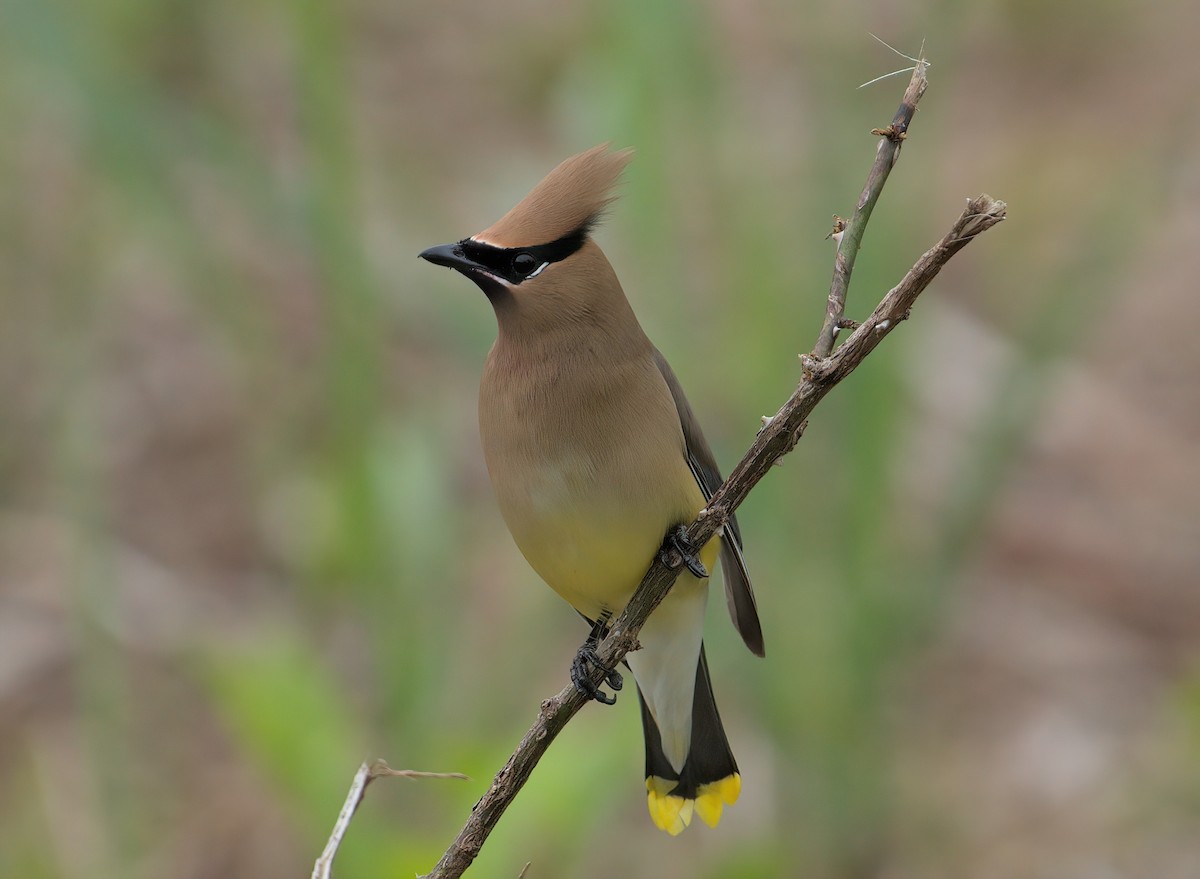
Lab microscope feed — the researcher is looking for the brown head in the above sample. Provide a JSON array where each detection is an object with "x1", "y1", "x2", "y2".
[{"x1": 419, "y1": 145, "x2": 640, "y2": 339}]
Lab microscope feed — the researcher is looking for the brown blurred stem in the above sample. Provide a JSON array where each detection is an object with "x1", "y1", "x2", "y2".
[{"x1": 323, "y1": 61, "x2": 1006, "y2": 879}]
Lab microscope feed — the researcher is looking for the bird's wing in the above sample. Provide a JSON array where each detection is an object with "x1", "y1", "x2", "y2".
[{"x1": 652, "y1": 348, "x2": 765, "y2": 657}]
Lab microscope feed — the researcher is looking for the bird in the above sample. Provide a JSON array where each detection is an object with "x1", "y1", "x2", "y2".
[{"x1": 419, "y1": 144, "x2": 763, "y2": 835}]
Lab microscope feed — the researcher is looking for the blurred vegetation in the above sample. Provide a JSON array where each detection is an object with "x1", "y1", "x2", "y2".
[{"x1": 1, "y1": 1, "x2": 1198, "y2": 878}]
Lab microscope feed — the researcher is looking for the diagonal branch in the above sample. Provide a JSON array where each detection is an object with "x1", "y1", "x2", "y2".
[{"x1": 322, "y1": 59, "x2": 1007, "y2": 879}]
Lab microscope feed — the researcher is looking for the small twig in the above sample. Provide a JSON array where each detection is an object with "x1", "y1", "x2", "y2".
[
  {"x1": 869, "y1": 33, "x2": 926, "y2": 65},
  {"x1": 814, "y1": 58, "x2": 929, "y2": 359},
  {"x1": 858, "y1": 36, "x2": 929, "y2": 89},
  {"x1": 314, "y1": 760, "x2": 467, "y2": 879},
  {"x1": 370, "y1": 763, "x2": 469, "y2": 783}
]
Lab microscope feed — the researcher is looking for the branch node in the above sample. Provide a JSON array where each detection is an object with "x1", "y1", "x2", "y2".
[
  {"x1": 604, "y1": 630, "x2": 640, "y2": 658},
  {"x1": 785, "y1": 419, "x2": 808, "y2": 454},
  {"x1": 799, "y1": 353, "x2": 832, "y2": 382},
  {"x1": 797, "y1": 419, "x2": 808, "y2": 437},
  {"x1": 826, "y1": 215, "x2": 848, "y2": 243},
  {"x1": 870, "y1": 123, "x2": 908, "y2": 143},
  {"x1": 773, "y1": 420, "x2": 807, "y2": 464}
]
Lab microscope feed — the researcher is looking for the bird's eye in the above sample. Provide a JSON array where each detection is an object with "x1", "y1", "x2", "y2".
[{"x1": 512, "y1": 252, "x2": 539, "y2": 277}]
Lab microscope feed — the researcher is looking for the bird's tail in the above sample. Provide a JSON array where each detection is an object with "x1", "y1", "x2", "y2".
[{"x1": 637, "y1": 644, "x2": 741, "y2": 835}]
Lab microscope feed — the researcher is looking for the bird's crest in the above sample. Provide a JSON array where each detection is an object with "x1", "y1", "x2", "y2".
[{"x1": 476, "y1": 144, "x2": 633, "y2": 248}]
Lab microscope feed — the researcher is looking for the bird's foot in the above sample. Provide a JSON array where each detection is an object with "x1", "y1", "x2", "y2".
[
  {"x1": 570, "y1": 628, "x2": 623, "y2": 706},
  {"x1": 659, "y1": 525, "x2": 709, "y2": 579}
]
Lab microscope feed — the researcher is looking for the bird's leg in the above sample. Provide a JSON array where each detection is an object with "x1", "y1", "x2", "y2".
[
  {"x1": 570, "y1": 613, "x2": 623, "y2": 706},
  {"x1": 659, "y1": 525, "x2": 709, "y2": 579}
]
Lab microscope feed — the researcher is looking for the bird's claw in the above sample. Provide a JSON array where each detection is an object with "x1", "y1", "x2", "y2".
[
  {"x1": 659, "y1": 525, "x2": 709, "y2": 579},
  {"x1": 571, "y1": 642, "x2": 623, "y2": 705}
]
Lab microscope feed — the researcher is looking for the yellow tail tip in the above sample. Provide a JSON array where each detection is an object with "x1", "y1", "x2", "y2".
[
  {"x1": 646, "y1": 774, "x2": 740, "y2": 833},
  {"x1": 646, "y1": 776, "x2": 692, "y2": 835}
]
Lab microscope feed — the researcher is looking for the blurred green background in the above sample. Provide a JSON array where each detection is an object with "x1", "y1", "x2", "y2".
[{"x1": 2, "y1": 1, "x2": 1199, "y2": 877}]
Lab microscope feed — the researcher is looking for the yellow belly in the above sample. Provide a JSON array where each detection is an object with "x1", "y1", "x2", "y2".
[{"x1": 493, "y1": 452, "x2": 716, "y2": 619}]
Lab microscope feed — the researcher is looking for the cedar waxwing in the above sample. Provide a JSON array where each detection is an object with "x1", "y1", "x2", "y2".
[{"x1": 419, "y1": 145, "x2": 763, "y2": 835}]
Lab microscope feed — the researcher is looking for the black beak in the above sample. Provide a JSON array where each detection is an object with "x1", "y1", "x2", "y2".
[
  {"x1": 419, "y1": 240, "x2": 509, "y2": 301},
  {"x1": 418, "y1": 242, "x2": 479, "y2": 274}
]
